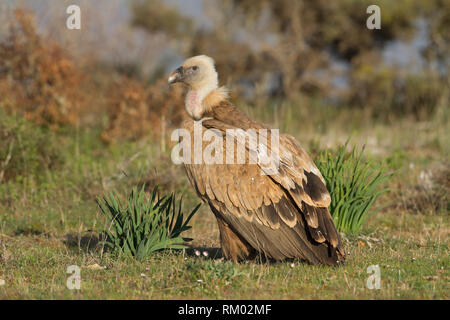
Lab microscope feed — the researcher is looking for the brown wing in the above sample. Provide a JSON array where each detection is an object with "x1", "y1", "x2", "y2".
[{"x1": 181, "y1": 106, "x2": 345, "y2": 265}]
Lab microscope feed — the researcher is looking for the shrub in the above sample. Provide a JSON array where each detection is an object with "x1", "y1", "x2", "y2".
[
  {"x1": 349, "y1": 60, "x2": 444, "y2": 121},
  {"x1": 101, "y1": 77, "x2": 186, "y2": 143},
  {"x1": 315, "y1": 140, "x2": 391, "y2": 234},
  {"x1": 0, "y1": 9, "x2": 85, "y2": 129},
  {"x1": 97, "y1": 185, "x2": 200, "y2": 261}
]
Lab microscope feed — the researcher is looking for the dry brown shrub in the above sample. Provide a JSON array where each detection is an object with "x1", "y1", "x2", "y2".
[
  {"x1": 0, "y1": 8, "x2": 185, "y2": 141},
  {"x1": 0, "y1": 9, "x2": 86, "y2": 130},
  {"x1": 101, "y1": 77, "x2": 186, "y2": 143}
]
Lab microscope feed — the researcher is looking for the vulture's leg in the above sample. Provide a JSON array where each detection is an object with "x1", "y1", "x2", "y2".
[{"x1": 215, "y1": 215, "x2": 257, "y2": 262}]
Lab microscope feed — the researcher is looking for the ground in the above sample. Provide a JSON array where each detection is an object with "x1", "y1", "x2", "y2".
[{"x1": 0, "y1": 102, "x2": 448, "y2": 299}]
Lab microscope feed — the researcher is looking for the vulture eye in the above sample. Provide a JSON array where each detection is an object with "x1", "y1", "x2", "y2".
[{"x1": 192, "y1": 66, "x2": 199, "y2": 71}]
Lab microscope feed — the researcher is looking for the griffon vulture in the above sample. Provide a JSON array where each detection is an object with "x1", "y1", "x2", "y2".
[{"x1": 168, "y1": 55, "x2": 345, "y2": 265}]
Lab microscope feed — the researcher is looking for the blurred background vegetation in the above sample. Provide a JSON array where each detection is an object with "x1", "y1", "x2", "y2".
[
  {"x1": 0, "y1": 0, "x2": 448, "y2": 136},
  {"x1": 0, "y1": 0, "x2": 448, "y2": 226},
  {"x1": 0, "y1": 0, "x2": 448, "y2": 299}
]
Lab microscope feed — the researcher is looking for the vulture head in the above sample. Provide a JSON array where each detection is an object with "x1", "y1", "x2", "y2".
[
  {"x1": 168, "y1": 55, "x2": 226, "y2": 120},
  {"x1": 168, "y1": 55, "x2": 218, "y2": 91}
]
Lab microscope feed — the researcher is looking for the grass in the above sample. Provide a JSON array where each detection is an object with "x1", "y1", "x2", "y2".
[
  {"x1": 0, "y1": 221, "x2": 447, "y2": 299},
  {"x1": 0, "y1": 102, "x2": 448, "y2": 299}
]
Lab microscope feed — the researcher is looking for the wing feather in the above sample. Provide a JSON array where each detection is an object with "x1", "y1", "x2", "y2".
[{"x1": 182, "y1": 104, "x2": 345, "y2": 265}]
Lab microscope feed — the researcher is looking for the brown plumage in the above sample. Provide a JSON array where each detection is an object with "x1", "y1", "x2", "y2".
[{"x1": 168, "y1": 55, "x2": 345, "y2": 265}]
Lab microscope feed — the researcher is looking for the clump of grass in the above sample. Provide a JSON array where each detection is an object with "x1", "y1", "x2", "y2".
[
  {"x1": 315, "y1": 140, "x2": 391, "y2": 234},
  {"x1": 97, "y1": 185, "x2": 200, "y2": 261}
]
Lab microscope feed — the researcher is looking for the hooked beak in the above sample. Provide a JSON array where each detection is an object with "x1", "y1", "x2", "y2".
[{"x1": 168, "y1": 66, "x2": 184, "y2": 85}]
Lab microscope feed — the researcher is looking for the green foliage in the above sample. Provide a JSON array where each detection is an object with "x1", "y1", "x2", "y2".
[
  {"x1": 350, "y1": 66, "x2": 445, "y2": 120},
  {"x1": 316, "y1": 140, "x2": 391, "y2": 234},
  {"x1": 185, "y1": 259, "x2": 245, "y2": 285},
  {"x1": 97, "y1": 185, "x2": 200, "y2": 261},
  {"x1": 131, "y1": 0, "x2": 446, "y2": 120},
  {"x1": 0, "y1": 111, "x2": 63, "y2": 183}
]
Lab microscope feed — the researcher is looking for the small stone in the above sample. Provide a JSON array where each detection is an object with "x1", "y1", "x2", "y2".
[
  {"x1": 202, "y1": 251, "x2": 209, "y2": 257},
  {"x1": 195, "y1": 250, "x2": 201, "y2": 257},
  {"x1": 140, "y1": 273, "x2": 147, "y2": 278},
  {"x1": 0, "y1": 279, "x2": 5, "y2": 286},
  {"x1": 87, "y1": 263, "x2": 105, "y2": 270}
]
